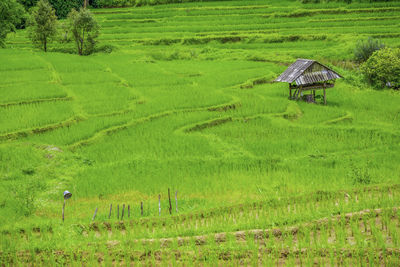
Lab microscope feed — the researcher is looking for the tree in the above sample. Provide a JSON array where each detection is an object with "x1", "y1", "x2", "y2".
[
  {"x1": 361, "y1": 48, "x2": 400, "y2": 89},
  {"x1": 67, "y1": 8, "x2": 99, "y2": 55},
  {"x1": 0, "y1": 0, "x2": 26, "y2": 47},
  {"x1": 27, "y1": 0, "x2": 58, "y2": 52}
]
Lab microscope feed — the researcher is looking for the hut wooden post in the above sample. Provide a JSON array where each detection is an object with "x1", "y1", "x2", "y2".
[
  {"x1": 323, "y1": 83, "x2": 326, "y2": 105},
  {"x1": 313, "y1": 90, "x2": 316, "y2": 101},
  {"x1": 296, "y1": 86, "x2": 302, "y2": 100},
  {"x1": 289, "y1": 85, "x2": 292, "y2": 99}
]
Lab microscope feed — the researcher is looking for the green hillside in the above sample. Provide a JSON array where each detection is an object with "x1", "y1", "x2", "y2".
[{"x1": 1, "y1": 0, "x2": 400, "y2": 264}]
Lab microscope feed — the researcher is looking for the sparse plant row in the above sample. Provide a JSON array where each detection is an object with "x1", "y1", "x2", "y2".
[
  {"x1": 2, "y1": 248, "x2": 400, "y2": 265},
  {"x1": 2, "y1": 207, "x2": 400, "y2": 265},
  {"x1": 78, "y1": 186, "x2": 400, "y2": 239},
  {"x1": 5, "y1": 184, "x2": 399, "y2": 246},
  {"x1": 103, "y1": 206, "x2": 400, "y2": 248}
]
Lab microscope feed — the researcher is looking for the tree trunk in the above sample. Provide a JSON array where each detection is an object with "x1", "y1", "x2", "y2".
[{"x1": 44, "y1": 39, "x2": 47, "y2": 52}]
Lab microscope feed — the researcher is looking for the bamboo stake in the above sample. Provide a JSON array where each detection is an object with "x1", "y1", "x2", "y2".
[
  {"x1": 158, "y1": 195, "x2": 161, "y2": 216},
  {"x1": 175, "y1": 191, "x2": 178, "y2": 213},
  {"x1": 117, "y1": 205, "x2": 119, "y2": 220},
  {"x1": 168, "y1": 188, "x2": 172, "y2": 215},
  {"x1": 92, "y1": 207, "x2": 98, "y2": 222},
  {"x1": 121, "y1": 204, "x2": 125, "y2": 220},
  {"x1": 62, "y1": 199, "x2": 65, "y2": 222},
  {"x1": 141, "y1": 202, "x2": 143, "y2": 216},
  {"x1": 108, "y1": 204, "x2": 112, "y2": 219},
  {"x1": 128, "y1": 205, "x2": 130, "y2": 218}
]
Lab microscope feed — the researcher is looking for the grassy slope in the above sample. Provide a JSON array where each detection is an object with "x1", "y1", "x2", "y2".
[{"x1": 1, "y1": 0, "x2": 400, "y2": 264}]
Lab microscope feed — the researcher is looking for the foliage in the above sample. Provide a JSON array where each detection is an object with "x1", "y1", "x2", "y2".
[
  {"x1": 27, "y1": 0, "x2": 58, "y2": 52},
  {"x1": 354, "y1": 37, "x2": 385, "y2": 63},
  {"x1": 48, "y1": 0, "x2": 82, "y2": 18},
  {"x1": 361, "y1": 48, "x2": 400, "y2": 89},
  {"x1": 0, "y1": 0, "x2": 26, "y2": 47},
  {"x1": 18, "y1": 0, "x2": 82, "y2": 19},
  {"x1": 301, "y1": 0, "x2": 395, "y2": 3},
  {"x1": 67, "y1": 8, "x2": 100, "y2": 55}
]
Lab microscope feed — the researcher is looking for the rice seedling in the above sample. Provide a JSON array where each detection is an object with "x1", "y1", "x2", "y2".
[{"x1": 1, "y1": 0, "x2": 400, "y2": 264}]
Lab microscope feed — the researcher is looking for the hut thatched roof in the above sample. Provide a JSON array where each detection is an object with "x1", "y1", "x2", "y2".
[{"x1": 274, "y1": 59, "x2": 342, "y2": 85}]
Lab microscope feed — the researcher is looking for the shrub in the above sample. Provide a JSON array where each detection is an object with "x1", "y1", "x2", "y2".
[
  {"x1": 27, "y1": 0, "x2": 58, "y2": 52},
  {"x1": 354, "y1": 37, "x2": 385, "y2": 63},
  {"x1": 360, "y1": 48, "x2": 400, "y2": 89}
]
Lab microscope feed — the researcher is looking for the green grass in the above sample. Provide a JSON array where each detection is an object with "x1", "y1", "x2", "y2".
[{"x1": 1, "y1": 0, "x2": 400, "y2": 264}]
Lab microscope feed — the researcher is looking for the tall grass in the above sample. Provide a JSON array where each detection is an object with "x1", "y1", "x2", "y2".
[{"x1": 1, "y1": 0, "x2": 400, "y2": 264}]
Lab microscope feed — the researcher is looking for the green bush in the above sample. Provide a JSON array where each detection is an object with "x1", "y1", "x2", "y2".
[
  {"x1": 360, "y1": 48, "x2": 400, "y2": 89},
  {"x1": 354, "y1": 37, "x2": 385, "y2": 63}
]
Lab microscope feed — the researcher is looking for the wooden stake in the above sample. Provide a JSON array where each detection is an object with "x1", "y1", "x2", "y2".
[
  {"x1": 175, "y1": 191, "x2": 178, "y2": 213},
  {"x1": 117, "y1": 204, "x2": 119, "y2": 220},
  {"x1": 92, "y1": 207, "x2": 98, "y2": 222},
  {"x1": 121, "y1": 204, "x2": 125, "y2": 220},
  {"x1": 128, "y1": 205, "x2": 130, "y2": 218},
  {"x1": 141, "y1": 202, "x2": 143, "y2": 216},
  {"x1": 323, "y1": 87, "x2": 326, "y2": 105},
  {"x1": 158, "y1": 194, "x2": 161, "y2": 216},
  {"x1": 168, "y1": 188, "x2": 172, "y2": 215},
  {"x1": 62, "y1": 199, "x2": 65, "y2": 222},
  {"x1": 108, "y1": 204, "x2": 112, "y2": 219}
]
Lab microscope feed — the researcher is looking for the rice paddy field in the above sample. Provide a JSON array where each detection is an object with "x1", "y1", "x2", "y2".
[{"x1": 1, "y1": 0, "x2": 400, "y2": 264}]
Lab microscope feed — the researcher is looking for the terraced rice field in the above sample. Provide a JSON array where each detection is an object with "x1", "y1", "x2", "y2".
[{"x1": 1, "y1": 0, "x2": 400, "y2": 264}]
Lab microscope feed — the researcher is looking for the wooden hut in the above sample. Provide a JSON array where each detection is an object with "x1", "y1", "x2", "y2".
[{"x1": 274, "y1": 59, "x2": 342, "y2": 104}]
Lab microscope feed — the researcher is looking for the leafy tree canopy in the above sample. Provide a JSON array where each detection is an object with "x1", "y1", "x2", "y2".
[
  {"x1": 27, "y1": 0, "x2": 58, "y2": 52},
  {"x1": 68, "y1": 8, "x2": 99, "y2": 55},
  {"x1": 0, "y1": 0, "x2": 26, "y2": 47}
]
